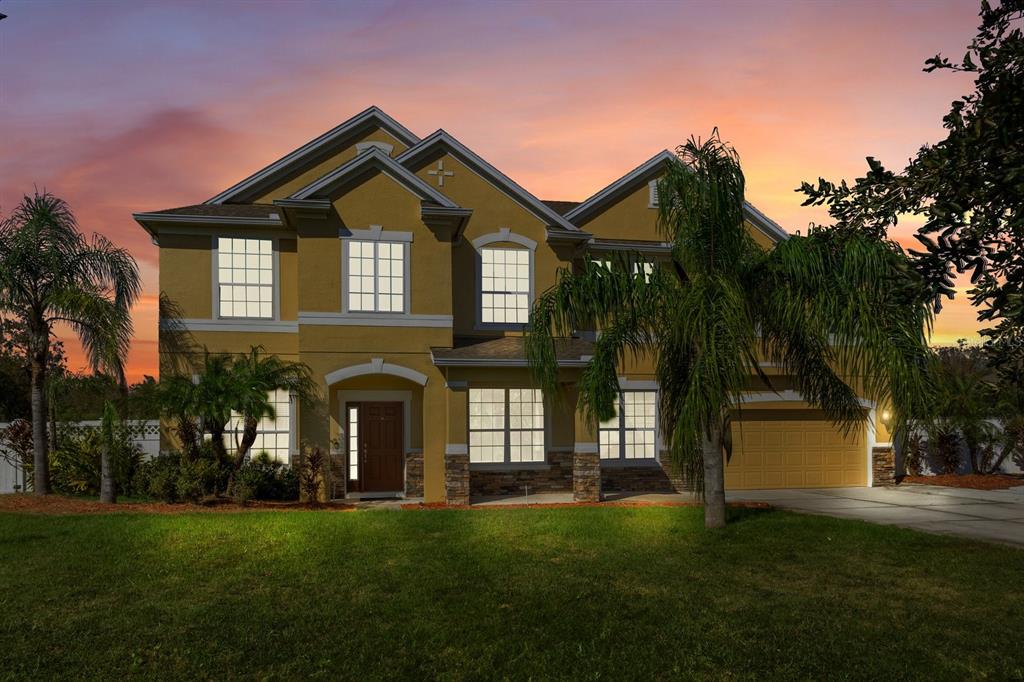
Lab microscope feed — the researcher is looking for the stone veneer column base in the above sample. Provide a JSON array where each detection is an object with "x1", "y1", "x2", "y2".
[
  {"x1": 573, "y1": 450, "x2": 601, "y2": 502},
  {"x1": 445, "y1": 452, "x2": 470, "y2": 505},
  {"x1": 871, "y1": 446, "x2": 896, "y2": 487},
  {"x1": 405, "y1": 451, "x2": 424, "y2": 498}
]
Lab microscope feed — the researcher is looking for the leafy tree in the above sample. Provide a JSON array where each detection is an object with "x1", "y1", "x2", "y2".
[
  {"x1": 527, "y1": 134, "x2": 932, "y2": 528},
  {"x1": 798, "y1": 0, "x2": 1024, "y2": 363},
  {"x1": 0, "y1": 192, "x2": 141, "y2": 494}
]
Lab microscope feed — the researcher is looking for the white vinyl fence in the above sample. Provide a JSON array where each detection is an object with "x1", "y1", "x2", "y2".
[{"x1": 0, "y1": 420, "x2": 160, "y2": 493}]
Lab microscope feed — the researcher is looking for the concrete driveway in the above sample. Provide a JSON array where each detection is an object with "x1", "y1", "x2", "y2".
[{"x1": 728, "y1": 484, "x2": 1024, "y2": 547}]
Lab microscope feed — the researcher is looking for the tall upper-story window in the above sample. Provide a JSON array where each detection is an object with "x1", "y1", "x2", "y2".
[
  {"x1": 217, "y1": 237, "x2": 273, "y2": 318},
  {"x1": 473, "y1": 229, "x2": 537, "y2": 328},
  {"x1": 480, "y1": 247, "x2": 530, "y2": 324},
  {"x1": 347, "y1": 241, "x2": 406, "y2": 313}
]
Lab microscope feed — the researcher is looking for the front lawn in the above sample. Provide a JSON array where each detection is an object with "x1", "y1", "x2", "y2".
[{"x1": 1, "y1": 505, "x2": 1021, "y2": 680}]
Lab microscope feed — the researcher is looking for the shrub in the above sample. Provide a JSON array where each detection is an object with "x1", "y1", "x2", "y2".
[
  {"x1": 235, "y1": 452, "x2": 299, "y2": 503},
  {"x1": 134, "y1": 452, "x2": 181, "y2": 502},
  {"x1": 299, "y1": 445, "x2": 326, "y2": 504},
  {"x1": 0, "y1": 419, "x2": 33, "y2": 490},
  {"x1": 50, "y1": 423, "x2": 143, "y2": 496},
  {"x1": 133, "y1": 442, "x2": 230, "y2": 503}
]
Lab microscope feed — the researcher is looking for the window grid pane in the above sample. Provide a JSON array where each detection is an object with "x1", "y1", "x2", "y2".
[
  {"x1": 469, "y1": 388, "x2": 544, "y2": 464},
  {"x1": 227, "y1": 388, "x2": 291, "y2": 463},
  {"x1": 348, "y1": 241, "x2": 406, "y2": 313},
  {"x1": 600, "y1": 391, "x2": 657, "y2": 460},
  {"x1": 218, "y1": 237, "x2": 273, "y2": 318},
  {"x1": 348, "y1": 406, "x2": 359, "y2": 480},
  {"x1": 481, "y1": 247, "x2": 530, "y2": 324}
]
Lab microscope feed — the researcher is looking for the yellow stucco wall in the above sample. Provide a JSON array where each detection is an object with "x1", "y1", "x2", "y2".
[
  {"x1": 160, "y1": 234, "x2": 213, "y2": 319},
  {"x1": 410, "y1": 151, "x2": 566, "y2": 337},
  {"x1": 578, "y1": 174, "x2": 779, "y2": 248}
]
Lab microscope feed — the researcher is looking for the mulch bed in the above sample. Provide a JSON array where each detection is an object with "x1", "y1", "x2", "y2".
[
  {"x1": 0, "y1": 494, "x2": 771, "y2": 515},
  {"x1": 901, "y1": 474, "x2": 1024, "y2": 490},
  {"x1": 0, "y1": 494, "x2": 356, "y2": 515},
  {"x1": 402, "y1": 501, "x2": 772, "y2": 511}
]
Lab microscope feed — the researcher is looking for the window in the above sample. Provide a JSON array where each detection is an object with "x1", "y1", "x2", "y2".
[
  {"x1": 217, "y1": 237, "x2": 273, "y2": 318},
  {"x1": 347, "y1": 405, "x2": 359, "y2": 481},
  {"x1": 347, "y1": 241, "x2": 406, "y2": 313},
  {"x1": 599, "y1": 391, "x2": 657, "y2": 460},
  {"x1": 228, "y1": 388, "x2": 292, "y2": 463},
  {"x1": 480, "y1": 247, "x2": 530, "y2": 324},
  {"x1": 634, "y1": 261, "x2": 654, "y2": 282},
  {"x1": 469, "y1": 388, "x2": 545, "y2": 464}
]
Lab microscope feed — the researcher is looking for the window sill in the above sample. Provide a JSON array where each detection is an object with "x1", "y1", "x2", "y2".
[
  {"x1": 599, "y1": 458, "x2": 662, "y2": 469},
  {"x1": 470, "y1": 463, "x2": 551, "y2": 472}
]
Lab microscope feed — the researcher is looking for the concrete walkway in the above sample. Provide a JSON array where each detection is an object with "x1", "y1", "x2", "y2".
[{"x1": 727, "y1": 485, "x2": 1024, "y2": 547}]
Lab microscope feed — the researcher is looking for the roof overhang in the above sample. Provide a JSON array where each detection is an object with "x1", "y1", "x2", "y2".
[
  {"x1": 206, "y1": 106, "x2": 421, "y2": 205},
  {"x1": 132, "y1": 211, "x2": 285, "y2": 243}
]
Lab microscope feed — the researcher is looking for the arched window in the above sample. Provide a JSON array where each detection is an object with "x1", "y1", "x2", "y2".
[{"x1": 472, "y1": 229, "x2": 536, "y2": 328}]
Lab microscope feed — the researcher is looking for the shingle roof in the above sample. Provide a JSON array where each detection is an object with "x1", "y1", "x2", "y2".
[
  {"x1": 431, "y1": 336, "x2": 593, "y2": 366},
  {"x1": 541, "y1": 200, "x2": 581, "y2": 216},
  {"x1": 148, "y1": 203, "x2": 281, "y2": 218}
]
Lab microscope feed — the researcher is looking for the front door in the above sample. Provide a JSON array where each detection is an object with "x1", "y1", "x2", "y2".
[{"x1": 357, "y1": 402, "x2": 404, "y2": 493}]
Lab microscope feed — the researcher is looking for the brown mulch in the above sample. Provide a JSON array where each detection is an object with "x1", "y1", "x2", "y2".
[
  {"x1": 901, "y1": 474, "x2": 1024, "y2": 490},
  {"x1": 0, "y1": 494, "x2": 357, "y2": 515},
  {"x1": 402, "y1": 501, "x2": 772, "y2": 511},
  {"x1": 0, "y1": 494, "x2": 771, "y2": 515}
]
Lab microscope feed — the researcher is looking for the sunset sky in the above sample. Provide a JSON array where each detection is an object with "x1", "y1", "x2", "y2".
[{"x1": 1, "y1": 0, "x2": 983, "y2": 383}]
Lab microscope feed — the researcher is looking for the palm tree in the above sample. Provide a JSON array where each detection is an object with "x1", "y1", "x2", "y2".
[
  {"x1": 228, "y1": 346, "x2": 317, "y2": 471},
  {"x1": 527, "y1": 133, "x2": 933, "y2": 528},
  {"x1": 0, "y1": 192, "x2": 140, "y2": 494}
]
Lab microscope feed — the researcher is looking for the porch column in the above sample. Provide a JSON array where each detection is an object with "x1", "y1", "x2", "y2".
[
  {"x1": 445, "y1": 381, "x2": 470, "y2": 505},
  {"x1": 573, "y1": 403, "x2": 601, "y2": 502},
  {"x1": 871, "y1": 446, "x2": 896, "y2": 487}
]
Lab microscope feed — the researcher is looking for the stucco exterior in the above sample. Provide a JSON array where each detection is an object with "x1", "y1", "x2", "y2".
[{"x1": 136, "y1": 106, "x2": 887, "y2": 503}]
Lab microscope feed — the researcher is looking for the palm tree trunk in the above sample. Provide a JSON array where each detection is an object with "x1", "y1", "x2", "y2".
[
  {"x1": 30, "y1": 350, "x2": 50, "y2": 495},
  {"x1": 99, "y1": 441, "x2": 115, "y2": 504},
  {"x1": 702, "y1": 425, "x2": 726, "y2": 529}
]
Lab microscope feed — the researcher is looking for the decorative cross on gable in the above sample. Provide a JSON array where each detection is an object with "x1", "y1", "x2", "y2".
[{"x1": 427, "y1": 160, "x2": 454, "y2": 187}]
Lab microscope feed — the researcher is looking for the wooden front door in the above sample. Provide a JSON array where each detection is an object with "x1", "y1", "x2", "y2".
[{"x1": 357, "y1": 402, "x2": 404, "y2": 493}]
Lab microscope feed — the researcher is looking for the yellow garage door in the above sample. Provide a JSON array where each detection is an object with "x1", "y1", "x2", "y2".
[{"x1": 725, "y1": 416, "x2": 866, "y2": 490}]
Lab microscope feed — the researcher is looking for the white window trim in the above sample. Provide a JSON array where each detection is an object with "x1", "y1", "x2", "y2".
[
  {"x1": 471, "y1": 228, "x2": 536, "y2": 331},
  {"x1": 599, "y1": 388, "x2": 660, "y2": 464},
  {"x1": 227, "y1": 388, "x2": 294, "y2": 464},
  {"x1": 468, "y1": 387, "x2": 547, "y2": 466},
  {"x1": 211, "y1": 235, "x2": 281, "y2": 321},
  {"x1": 340, "y1": 226, "x2": 413, "y2": 315}
]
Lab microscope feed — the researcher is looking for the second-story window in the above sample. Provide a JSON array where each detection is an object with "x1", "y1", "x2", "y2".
[
  {"x1": 480, "y1": 247, "x2": 530, "y2": 324},
  {"x1": 217, "y1": 237, "x2": 273, "y2": 319},
  {"x1": 348, "y1": 241, "x2": 405, "y2": 313}
]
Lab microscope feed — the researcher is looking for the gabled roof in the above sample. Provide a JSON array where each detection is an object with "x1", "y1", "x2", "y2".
[
  {"x1": 396, "y1": 130, "x2": 583, "y2": 234},
  {"x1": 564, "y1": 150, "x2": 790, "y2": 242},
  {"x1": 206, "y1": 106, "x2": 421, "y2": 205},
  {"x1": 289, "y1": 147, "x2": 458, "y2": 208}
]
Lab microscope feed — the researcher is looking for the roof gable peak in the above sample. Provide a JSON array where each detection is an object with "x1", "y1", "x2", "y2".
[{"x1": 206, "y1": 105, "x2": 420, "y2": 205}]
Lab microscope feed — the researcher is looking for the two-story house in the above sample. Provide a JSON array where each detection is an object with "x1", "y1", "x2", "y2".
[{"x1": 134, "y1": 106, "x2": 895, "y2": 504}]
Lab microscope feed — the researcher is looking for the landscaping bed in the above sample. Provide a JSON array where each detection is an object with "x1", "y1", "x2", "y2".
[
  {"x1": 0, "y1": 493, "x2": 355, "y2": 515},
  {"x1": 901, "y1": 473, "x2": 1024, "y2": 490},
  {"x1": 1, "y1": 506, "x2": 1022, "y2": 679}
]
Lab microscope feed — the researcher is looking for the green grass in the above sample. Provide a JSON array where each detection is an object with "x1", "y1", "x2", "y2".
[{"x1": 1, "y1": 507, "x2": 1022, "y2": 680}]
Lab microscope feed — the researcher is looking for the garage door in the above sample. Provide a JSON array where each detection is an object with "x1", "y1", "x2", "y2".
[{"x1": 725, "y1": 415, "x2": 866, "y2": 489}]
